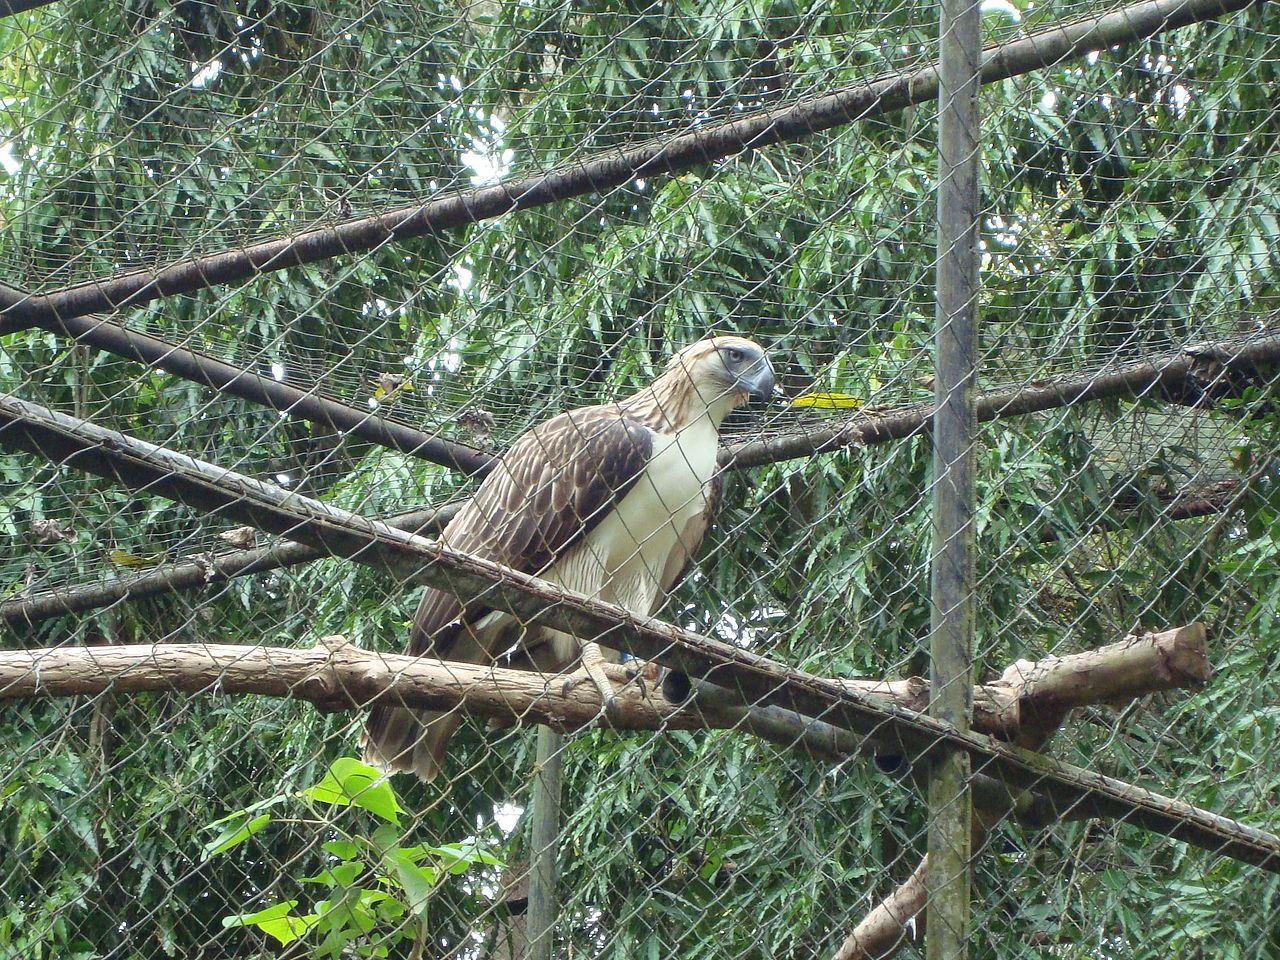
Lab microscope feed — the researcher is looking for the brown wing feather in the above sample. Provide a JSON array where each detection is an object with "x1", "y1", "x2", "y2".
[
  {"x1": 363, "y1": 405, "x2": 655, "y2": 779},
  {"x1": 413, "y1": 405, "x2": 654, "y2": 657}
]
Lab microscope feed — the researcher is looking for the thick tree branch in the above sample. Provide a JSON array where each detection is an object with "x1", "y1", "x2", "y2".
[
  {"x1": 0, "y1": 624, "x2": 1240, "y2": 899},
  {"x1": 0, "y1": 281, "x2": 32, "y2": 313},
  {"x1": 0, "y1": 391, "x2": 1275, "y2": 870},
  {"x1": 0, "y1": 638, "x2": 689, "y2": 729},
  {"x1": 995, "y1": 626, "x2": 1213, "y2": 745},
  {"x1": 0, "y1": 625, "x2": 1207, "y2": 838},
  {"x1": 833, "y1": 858, "x2": 930, "y2": 960},
  {"x1": 0, "y1": 627, "x2": 1204, "y2": 746},
  {"x1": 38, "y1": 315, "x2": 491, "y2": 474},
  {"x1": 0, "y1": 0, "x2": 1254, "y2": 332}
]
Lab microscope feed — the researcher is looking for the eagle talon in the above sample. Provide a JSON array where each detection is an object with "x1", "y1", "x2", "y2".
[
  {"x1": 621, "y1": 664, "x2": 650, "y2": 699},
  {"x1": 587, "y1": 673, "x2": 619, "y2": 718},
  {"x1": 601, "y1": 693, "x2": 621, "y2": 722}
]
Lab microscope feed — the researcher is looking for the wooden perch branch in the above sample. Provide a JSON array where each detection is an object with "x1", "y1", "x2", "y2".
[
  {"x1": 995, "y1": 626, "x2": 1213, "y2": 746},
  {"x1": 0, "y1": 0, "x2": 1252, "y2": 331},
  {"x1": 0, "y1": 626, "x2": 1209, "y2": 835},
  {"x1": 0, "y1": 638, "x2": 688, "y2": 729},
  {"x1": 0, "y1": 627, "x2": 1205, "y2": 740},
  {"x1": 828, "y1": 626, "x2": 1214, "y2": 960},
  {"x1": 0, "y1": 391, "x2": 1277, "y2": 871}
]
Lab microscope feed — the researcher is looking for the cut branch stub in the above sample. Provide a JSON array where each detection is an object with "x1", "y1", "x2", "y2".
[
  {"x1": 997, "y1": 624, "x2": 1211, "y2": 746},
  {"x1": 827, "y1": 625, "x2": 1214, "y2": 960}
]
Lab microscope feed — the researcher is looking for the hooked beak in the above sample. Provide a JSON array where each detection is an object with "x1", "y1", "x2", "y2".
[{"x1": 740, "y1": 358, "x2": 776, "y2": 402}]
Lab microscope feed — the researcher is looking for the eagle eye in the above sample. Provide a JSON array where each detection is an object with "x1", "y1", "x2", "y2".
[{"x1": 725, "y1": 347, "x2": 745, "y2": 364}]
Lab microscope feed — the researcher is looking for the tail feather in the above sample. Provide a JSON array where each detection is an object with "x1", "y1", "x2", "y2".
[{"x1": 361, "y1": 705, "x2": 460, "y2": 782}]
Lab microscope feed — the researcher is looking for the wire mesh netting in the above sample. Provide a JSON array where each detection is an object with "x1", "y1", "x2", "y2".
[{"x1": 3, "y1": 0, "x2": 1280, "y2": 957}]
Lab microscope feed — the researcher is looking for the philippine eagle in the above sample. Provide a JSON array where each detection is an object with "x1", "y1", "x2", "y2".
[{"x1": 363, "y1": 336, "x2": 775, "y2": 780}]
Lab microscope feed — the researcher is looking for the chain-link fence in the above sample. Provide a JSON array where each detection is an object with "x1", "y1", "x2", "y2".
[{"x1": 3, "y1": 0, "x2": 1280, "y2": 957}]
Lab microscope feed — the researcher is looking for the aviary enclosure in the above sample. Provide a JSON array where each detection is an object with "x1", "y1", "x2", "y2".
[{"x1": 2, "y1": 0, "x2": 1279, "y2": 957}]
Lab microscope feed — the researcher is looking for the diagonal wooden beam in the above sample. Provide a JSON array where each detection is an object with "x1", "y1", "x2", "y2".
[
  {"x1": 0, "y1": 389, "x2": 1277, "y2": 871},
  {"x1": 0, "y1": 281, "x2": 32, "y2": 313},
  {"x1": 0, "y1": 0, "x2": 59, "y2": 19},
  {"x1": 0, "y1": 0, "x2": 1256, "y2": 333},
  {"x1": 31, "y1": 314, "x2": 493, "y2": 474}
]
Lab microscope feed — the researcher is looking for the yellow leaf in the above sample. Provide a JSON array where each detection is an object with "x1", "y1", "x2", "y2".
[
  {"x1": 375, "y1": 374, "x2": 414, "y2": 400},
  {"x1": 108, "y1": 549, "x2": 162, "y2": 568},
  {"x1": 791, "y1": 392, "x2": 864, "y2": 409}
]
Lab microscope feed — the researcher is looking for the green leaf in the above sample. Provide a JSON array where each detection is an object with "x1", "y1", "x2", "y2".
[
  {"x1": 223, "y1": 902, "x2": 318, "y2": 946},
  {"x1": 427, "y1": 841, "x2": 503, "y2": 873},
  {"x1": 302, "y1": 861, "x2": 364, "y2": 886},
  {"x1": 201, "y1": 813, "x2": 272, "y2": 860},
  {"x1": 323, "y1": 840, "x2": 360, "y2": 859},
  {"x1": 385, "y1": 849, "x2": 438, "y2": 915},
  {"x1": 203, "y1": 792, "x2": 290, "y2": 829},
  {"x1": 223, "y1": 901, "x2": 297, "y2": 927},
  {"x1": 301, "y1": 758, "x2": 405, "y2": 825}
]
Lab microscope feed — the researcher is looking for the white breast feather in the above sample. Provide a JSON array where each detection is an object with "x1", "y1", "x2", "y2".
[
  {"x1": 535, "y1": 420, "x2": 718, "y2": 667},
  {"x1": 585, "y1": 421, "x2": 715, "y2": 597}
]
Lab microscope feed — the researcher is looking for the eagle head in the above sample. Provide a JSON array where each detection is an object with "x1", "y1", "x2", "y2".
[{"x1": 669, "y1": 336, "x2": 776, "y2": 405}]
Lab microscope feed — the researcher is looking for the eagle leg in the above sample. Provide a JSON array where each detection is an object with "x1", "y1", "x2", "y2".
[{"x1": 571, "y1": 640, "x2": 620, "y2": 718}]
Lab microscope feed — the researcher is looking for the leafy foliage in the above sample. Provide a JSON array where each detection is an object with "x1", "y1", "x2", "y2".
[
  {"x1": 203, "y1": 758, "x2": 501, "y2": 957},
  {"x1": 2, "y1": 0, "x2": 1280, "y2": 957}
]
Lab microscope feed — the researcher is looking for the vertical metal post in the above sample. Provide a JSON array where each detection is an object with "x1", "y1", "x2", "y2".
[
  {"x1": 928, "y1": 0, "x2": 981, "y2": 953},
  {"x1": 527, "y1": 726, "x2": 563, "y2": 960}
]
